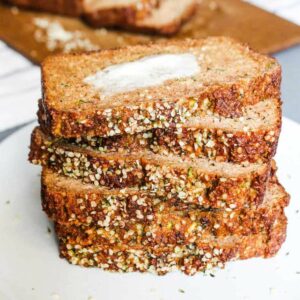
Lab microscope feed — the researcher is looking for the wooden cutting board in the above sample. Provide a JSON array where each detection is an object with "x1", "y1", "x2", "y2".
[{"x1": 1, "y1": 0, "x2": 300, "y2": 64}]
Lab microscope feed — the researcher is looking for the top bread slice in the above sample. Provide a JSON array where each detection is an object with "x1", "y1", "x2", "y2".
[{"x1": 40, "y1": 37, "x2": 281, "y2": 138}]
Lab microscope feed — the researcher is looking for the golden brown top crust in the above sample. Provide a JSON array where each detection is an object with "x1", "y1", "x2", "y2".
[{"x1": 42, "y1": 37, "x2": 281, "y2": 112}]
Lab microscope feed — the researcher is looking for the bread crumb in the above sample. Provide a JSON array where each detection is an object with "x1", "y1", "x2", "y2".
[
  {"x1": 33, "y1": 18, "x2": 99, "y2": 53},
  {"x1": 11, "y1": 6, "x2": 19, "y2": 15}
]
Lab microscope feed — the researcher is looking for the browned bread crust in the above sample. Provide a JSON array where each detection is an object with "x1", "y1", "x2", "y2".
[
  {"x1": 39, "y1": 37, "x2": 281, "y2": 138},
  {"x1": 42, "y1": 169, "x2": 289, "y2": 242},
  {"x1": 4, "y1": 0, "x2": 84, "y2": 16},
  {"x1": 56, "y1": 212, "x2": 287, "y2": 275}
]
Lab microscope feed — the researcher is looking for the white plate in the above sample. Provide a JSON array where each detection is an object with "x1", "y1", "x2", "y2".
[{"x1": 0, "y1": 119, "x2": 300, "y2": 300}]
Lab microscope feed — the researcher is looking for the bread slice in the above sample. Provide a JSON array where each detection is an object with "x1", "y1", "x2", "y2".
[
  {"x1": 30, "y1": 121, "x2": 273, "y2": 209},
  {"x1": 4, "y1": 0, "x2": 84, "y2": 16},
  {"x1": 42, "y1": 168, "x2": 289, "y2": 241},
  {"x1": 35, "y1": 98, "x2": 281, "y2": 164},
  {"x1": 4, "y1": 0, "x2": 194, "y2": 34},
  {"x1": 82, "y1": 0, "x2": 159, "y2": 27},
  {"x1": 39, "y1": 37, "x2": 281, "y2": 138},
  {"x1": 83, "y1": 0, "x2": 197, "y2": 35},
  {"x1": 56, "y1": 211, "x2": 287, "y2": 275}
]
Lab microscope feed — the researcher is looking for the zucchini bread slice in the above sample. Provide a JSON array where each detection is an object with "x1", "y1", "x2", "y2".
[
  {"x1": 56, "y1": 211, "x2": 287, "y2": 275},
  {"x1": 35, "y1": 98, "x2": 281, "y2": 164},
  {"x1": 39, "y1": 37, "x2": 281, "y2": 138},
  {"x1": 30, "y1": 130, "x2": 272, "y2": 209},
  {"x1": 42, "y1": 168, "x2": 289, "y2": 243}
]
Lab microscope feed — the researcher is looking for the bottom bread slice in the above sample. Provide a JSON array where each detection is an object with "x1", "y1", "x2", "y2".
[{"x1": 56, "y1": 213, "x2": 287, "y2": 275}]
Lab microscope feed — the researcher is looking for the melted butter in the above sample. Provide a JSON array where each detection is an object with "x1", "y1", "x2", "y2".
[{"x1": 84, "y1": 53, "x2": 200, "y2": 96}]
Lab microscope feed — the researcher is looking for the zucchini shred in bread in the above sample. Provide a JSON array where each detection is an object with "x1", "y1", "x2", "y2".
[{"x1": 29, "y1": 37, "x2": 289, "y2": 275}]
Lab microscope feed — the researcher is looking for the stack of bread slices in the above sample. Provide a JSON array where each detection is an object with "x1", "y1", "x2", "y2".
[
  {"x1": 29, "y1": 37, "x2": 289, "y2": 275},
  {"x1": 5, "y1": 0, "x2": 197, "y2": 35}
]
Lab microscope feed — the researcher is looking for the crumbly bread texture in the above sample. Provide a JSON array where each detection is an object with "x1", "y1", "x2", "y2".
[
  {"x1": 35, "y1": 98, "x2": 281, "y2": 164},
  {"x1": 39, "y1": 37, "x2": 281, "y2": 138},
  {"x1": 56, "y1": 211, "x2": 287, "y2": 275},
  {"x1": 4, "y1": 0, "x2": 84, "y2": 16},
  {"x1": 42, "y1": 169, "x2": 289, "y2": 242},
  {"x1": 84, "y1": 0, "x2": 197, "y2": 34},
  {"x1": 30, "y1": 128, "x2": 273, "y2": 209}
]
